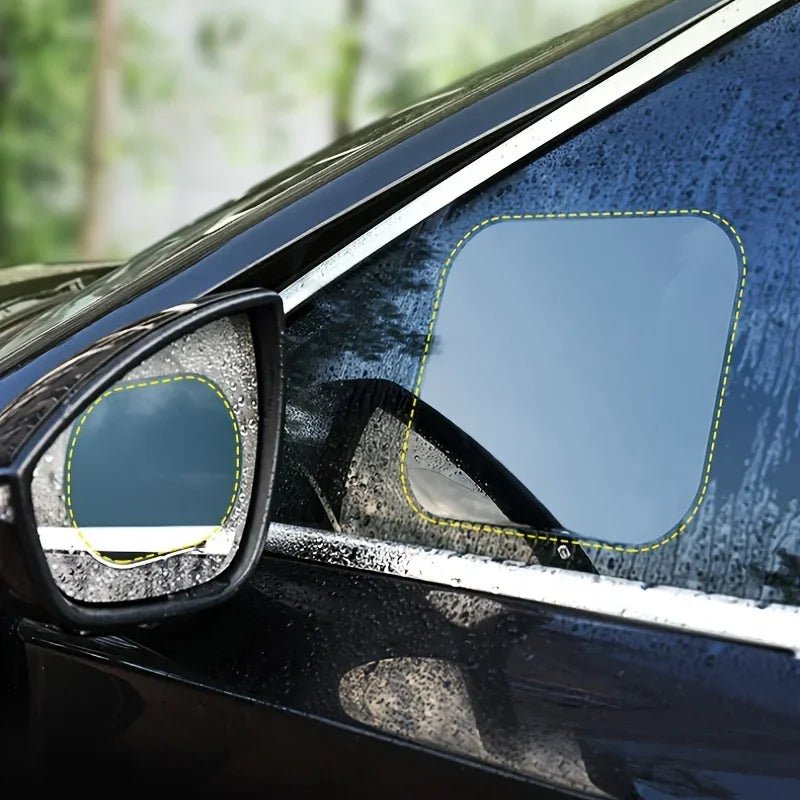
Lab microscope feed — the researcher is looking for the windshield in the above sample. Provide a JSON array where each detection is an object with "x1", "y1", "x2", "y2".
[{"x1": 0, "y1": 0, "x2": 669, "y2": 375}]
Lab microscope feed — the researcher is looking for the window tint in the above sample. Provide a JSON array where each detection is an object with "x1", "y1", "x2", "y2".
[{"x1": 275, "y1": 6, "x2": 800, "y2": 604}]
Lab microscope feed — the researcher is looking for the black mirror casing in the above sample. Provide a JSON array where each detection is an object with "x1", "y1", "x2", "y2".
[{"x1": 0, "y1": 289, "x2": 283, "y2": 629}]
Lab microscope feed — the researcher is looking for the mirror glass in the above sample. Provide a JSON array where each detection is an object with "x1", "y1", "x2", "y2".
[{"x1": 31, "y1": 314, "x2": 259, "y2": 603}]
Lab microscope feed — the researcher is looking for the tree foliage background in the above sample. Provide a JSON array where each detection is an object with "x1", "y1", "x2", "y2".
[{"x1": 0, "y1": 0, "x2": 626, "y2": 269}]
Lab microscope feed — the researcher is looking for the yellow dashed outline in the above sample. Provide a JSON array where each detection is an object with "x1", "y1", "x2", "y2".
[
  {"x1": 65, "y1": 373, "x2": 241, "y2": 566},
  {"x1": 398, "y1": 209, "x2": 747, "y2": 554}
]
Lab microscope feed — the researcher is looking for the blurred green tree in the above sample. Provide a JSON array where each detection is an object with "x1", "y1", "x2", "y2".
[
  {"x1": 332, "y1": 0, "x2": 366, "y2": 138},
  {"x1": 80, "y1": 0, "x2": 119, "y2": 260},
  {"x1": 0, "y1": 0, "x2": 94, "y2": 267},
  {"x1": 195, "y1": 0, "x2": 627, "y2": 157},
  {"x1": 0, "y1": 0, "x2": 176, "y2": 267},
  {"x1": 0, "y1": 0, "x2": 630, "y2": 266}
]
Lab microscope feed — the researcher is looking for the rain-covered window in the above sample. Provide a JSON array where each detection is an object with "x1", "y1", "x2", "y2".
[{"x1": 276, "y1": 4, "x2": 800, "y2": 607}]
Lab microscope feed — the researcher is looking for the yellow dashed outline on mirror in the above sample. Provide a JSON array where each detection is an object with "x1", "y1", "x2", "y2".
[
  {"x1": 65, "y1": 374, "x2": 241, "y2": 566},
  {"x1": 399, "y1": 209, "x2": 747, "y2": 555}
]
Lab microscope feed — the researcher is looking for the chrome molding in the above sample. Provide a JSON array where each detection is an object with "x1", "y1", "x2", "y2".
[
  {"x1": 281, "y1": 0, "x2": 780, "y2": 314},
  {"x1": 266, "y1": 524, "x2": 800, "y2": 656},
  {"x1": 274, "y1": 0, "x2": 797, "y2": 654}
]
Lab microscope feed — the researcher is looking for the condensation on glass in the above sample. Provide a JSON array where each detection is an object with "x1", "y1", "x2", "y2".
[{"x1": 31, "y1": 314, "x2": 259, "y2": 603}]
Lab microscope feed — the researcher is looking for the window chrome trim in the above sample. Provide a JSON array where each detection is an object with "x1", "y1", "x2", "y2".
[
  {"x1": 266, "y1": 524, "x2": 800, "y2": 656},
  {"x1": 281, "y1": 0, "x2": 781, "y2": 314},
  {"x1": 274, "y1": 0, "x2": 797, "y2": 654}
]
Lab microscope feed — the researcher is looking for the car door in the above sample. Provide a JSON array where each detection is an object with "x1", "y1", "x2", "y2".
[{"x1": 17, "y1": 1, "x2": 800, "y2": 798}]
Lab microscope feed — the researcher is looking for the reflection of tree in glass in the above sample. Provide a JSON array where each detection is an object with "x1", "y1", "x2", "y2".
[
  {"x1": 274, "y1": 222, "x2": 439, "y2": 525},
  {"x1": 285, "y1": 223, "x2": 438, "y2": 396},
  {"x1": 275, "y1": 223, "x2": 438, "y2": 524}
]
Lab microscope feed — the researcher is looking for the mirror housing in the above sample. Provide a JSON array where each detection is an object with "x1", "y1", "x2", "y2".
[{"x1": 0, "y1": 289, "x2": 283, "y2": 629}]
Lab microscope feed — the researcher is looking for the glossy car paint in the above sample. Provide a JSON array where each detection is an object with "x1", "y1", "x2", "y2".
[
  {"x1": 19, "y1": 557, "x2": 800, "y2": 796},
  {"x1": 1, "y1": 1, "x2": 798, "y2": 797}
]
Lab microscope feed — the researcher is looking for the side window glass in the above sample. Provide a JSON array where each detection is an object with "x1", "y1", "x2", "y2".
[
  {"x1": 406, "y1": 213, "x2": 743, "y2": 547},
  {"x1": 274, "y1": 6, "x2": 800, "y2": 603}
]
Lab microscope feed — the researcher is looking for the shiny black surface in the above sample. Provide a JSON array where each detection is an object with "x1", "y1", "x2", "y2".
[
  {"x1": 20, "y1": 556, "x2": 800, "y2": 797},
  {"x1": 20, "y1": 636, "x2": 564, "y2": 798}
]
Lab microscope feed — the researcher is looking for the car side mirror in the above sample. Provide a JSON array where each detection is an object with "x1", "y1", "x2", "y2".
[{"x1": 0, "y1": 289, "x2": 283, "y2": 629}]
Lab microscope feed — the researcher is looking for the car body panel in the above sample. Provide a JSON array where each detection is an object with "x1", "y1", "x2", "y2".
[{"x1": 20, "y1": 553, "x2": 800, "y2": 796}]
